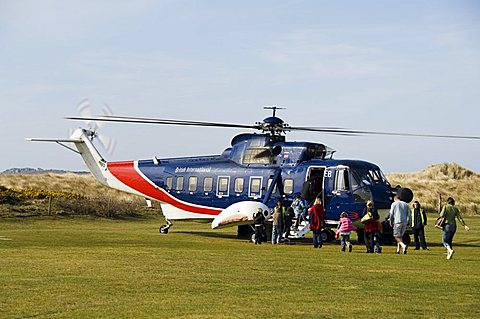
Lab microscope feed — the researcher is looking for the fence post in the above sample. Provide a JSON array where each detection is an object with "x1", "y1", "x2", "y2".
[
  {"x1": 47, "y1": 196, "x2": 52, "y2": 216},
  {"x1": 438, "y1": 193, "x2": 442, "y2": 213}
]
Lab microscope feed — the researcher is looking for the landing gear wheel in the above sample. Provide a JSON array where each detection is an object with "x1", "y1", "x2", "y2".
[
  {"x1": 251, "y1": 233, "x2": 256, "y2": 243},
  {"x1": 321, "y1": 229, "x2": 335, "y2": 242},
  {"x1": 159, "y1": 225, "x2": 169, "y2": 234}
]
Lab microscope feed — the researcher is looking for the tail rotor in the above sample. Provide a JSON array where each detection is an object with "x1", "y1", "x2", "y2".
[{"x1": 71, "y1": 99, "x2": 116, "y2": 155}]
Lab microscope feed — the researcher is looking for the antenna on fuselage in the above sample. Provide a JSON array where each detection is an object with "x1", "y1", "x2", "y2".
[{"x1": 264, "y1": 105, "x2": 285, "y2": 117}]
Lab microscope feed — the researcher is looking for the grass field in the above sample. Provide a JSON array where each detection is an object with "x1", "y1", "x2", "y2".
[{"x1": 1, "y1": 216, "x2": 479, "y2": 319}]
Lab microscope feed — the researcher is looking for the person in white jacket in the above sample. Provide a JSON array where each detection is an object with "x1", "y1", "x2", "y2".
[{"x1": 389, "y1": 195, "x2": 411, "y2": 254}]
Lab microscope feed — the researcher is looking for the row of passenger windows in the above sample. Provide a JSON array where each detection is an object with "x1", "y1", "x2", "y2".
[{"x1": 165, "y1": 176, "x2": 294, "y2": 195}]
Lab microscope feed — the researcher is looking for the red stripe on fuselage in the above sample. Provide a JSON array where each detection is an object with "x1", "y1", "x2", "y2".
[{"x1": 107, "y1": 161, "x2": 221, "y2": 216}]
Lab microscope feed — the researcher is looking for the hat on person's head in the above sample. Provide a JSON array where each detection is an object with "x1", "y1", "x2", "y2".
[{"x1": 257, "y1": 208, "x2": 263, "y2": 213}]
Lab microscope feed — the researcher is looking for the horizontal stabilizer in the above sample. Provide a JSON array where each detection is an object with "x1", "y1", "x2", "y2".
[{"x1": 26, "y1": 138, "x2": 83, "y2": 143}]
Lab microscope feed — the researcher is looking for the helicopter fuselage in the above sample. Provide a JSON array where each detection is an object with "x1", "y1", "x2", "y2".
[{"x1": 106, "y1": 132, "x2": 395, "y2": 228}]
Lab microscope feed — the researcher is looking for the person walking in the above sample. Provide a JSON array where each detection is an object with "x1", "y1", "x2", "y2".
[
  {"x1": 253, "y1": 208, "x2": 265, "y2": 245},
  {"x1": 308, "y1": 197, "x2": 325, "y2": 248},
  {"x1": 411, "y1": 201, "x2": 428, "y2": 250},
  {"x1": 389, "y1": 195, "x2": 411, "y2": 254},
  {"x1": 363, "y1": 200, "x2": 381, "y2": 253},
  {"x1": 271, "y1": 200, "x2": 284, "y2": 244},
  {"x1": 336, "y1": 212, "x2": 357, "y2": 252},
  {"x1": 440, "y1": 197, "x2": 470, "y2": 260},
  {"x1": 291, "y1": 194, "x2": 306, "y2": 229}
]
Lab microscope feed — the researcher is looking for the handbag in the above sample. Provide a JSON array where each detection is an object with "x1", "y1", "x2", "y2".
[
  {"x1": 361, "y1": 212, "x2": 373, "y2": 224},
  {"x1": 434, "y1": 216, "x2": 445, "y2": 229}
]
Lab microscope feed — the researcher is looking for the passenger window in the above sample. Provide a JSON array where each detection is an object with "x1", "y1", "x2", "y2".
[
  {"x1": 284, "y1": 179, "x2": 294, "y2": 194},
  {"x1": 188, "y1": 176, "x2": 197, "y2": 192},
  {"x1": 234, "y1": 177, "x2": 244, "y2": 193},
  {"x1": 204, "y1": 177, "x2": 213, "y2": 192},
  {"x1": 175, "y1": 176, "x2": 184, "y2": 191},
  {"x1": 166, "y1": 177, "x2": 173, "y2": 190},
  {"x1": 217, "y1": 176, "x2": 230, "y2": 196},
  {"x1": 250, "y1": 178, "x2": 261, "y2": 194}
]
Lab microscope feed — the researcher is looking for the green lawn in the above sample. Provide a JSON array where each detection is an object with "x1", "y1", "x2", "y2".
[{"x1": 1, "y1": 216, "x2": 479, "y2": 319}]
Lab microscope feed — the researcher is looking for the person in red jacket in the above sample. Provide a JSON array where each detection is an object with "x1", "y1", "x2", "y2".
[{"x1": 308, "y1": 197, "x2": 325, "y2": 248}]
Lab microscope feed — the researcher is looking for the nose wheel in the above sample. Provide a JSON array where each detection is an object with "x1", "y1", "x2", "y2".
[{"x1": 159, "y1": 219, "x2": 172, "y2": 234}]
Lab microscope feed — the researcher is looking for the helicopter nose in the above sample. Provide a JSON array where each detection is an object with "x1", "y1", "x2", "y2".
[{"x1": 212, "y1": 201, "x2": 270, "y2": 229}]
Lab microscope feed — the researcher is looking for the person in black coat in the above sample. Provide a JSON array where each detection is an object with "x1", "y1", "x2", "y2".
[
  {"x1": 283, "y1": 207, "x2": 294, "y2": 238},
  {"x1": 253, "y1": 208, "x2": 265, "y2": 244}
]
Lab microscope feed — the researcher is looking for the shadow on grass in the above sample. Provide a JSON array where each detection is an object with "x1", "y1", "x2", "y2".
[
  {"x1": 175, "y1": 231, "x2": 239, "y2": 240},
  {"x1": 419, "y1": 241, "x2": 480, "y2": 248}
]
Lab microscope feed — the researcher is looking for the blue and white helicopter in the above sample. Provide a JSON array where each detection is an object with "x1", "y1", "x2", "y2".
[{"x1": 29, "y1": 104, "x2": 480, "y2": 242}]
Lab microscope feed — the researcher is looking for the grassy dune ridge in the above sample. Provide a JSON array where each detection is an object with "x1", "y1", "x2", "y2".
[
  {"x1": 0, "y1": 173, "x2": 153, "y2": 218},
  {"x1": 0, "y1": 173, "x2": 138, "y2": 201},
  {"x1": 386, "y1": 163, "x2": 480, "y2": 215}
]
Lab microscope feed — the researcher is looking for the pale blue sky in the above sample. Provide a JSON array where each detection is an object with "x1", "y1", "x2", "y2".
[{"x1": 1, "y1": 0, "x2": 479, "y2": 173}]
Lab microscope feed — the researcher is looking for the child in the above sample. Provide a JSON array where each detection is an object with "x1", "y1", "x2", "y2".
[
  {"x1": 363, "y1": 200, "x2": 382, "y2": 253},
  {"x1": 336, "y1": 212, "x2": 357, "y2": 252}
]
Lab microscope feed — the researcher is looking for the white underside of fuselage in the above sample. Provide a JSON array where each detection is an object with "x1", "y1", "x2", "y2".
[{"x1": 159, "y1": 203, "x2": 216, "y2": 221}]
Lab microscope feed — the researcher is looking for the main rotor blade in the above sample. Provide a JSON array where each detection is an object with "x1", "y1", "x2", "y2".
[
  {"x1": 289, "y1": 126, "x2": 480, "y2": 140},
  {"x1": 65, "y1": 115, "x2": 260, "y2": 130}
]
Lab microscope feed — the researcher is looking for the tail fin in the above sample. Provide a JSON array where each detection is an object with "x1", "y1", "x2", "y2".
[
  {"x1": 69, "y1": 128, "x2": 109, "y2": 186},
  {"x1": 27, "y1": 128, "x2": 109, "y2": 186}
]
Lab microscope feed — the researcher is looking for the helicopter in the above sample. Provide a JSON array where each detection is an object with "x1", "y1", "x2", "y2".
[{"x1": 28, "y1": 103, "x2": 480, "y2": 242}]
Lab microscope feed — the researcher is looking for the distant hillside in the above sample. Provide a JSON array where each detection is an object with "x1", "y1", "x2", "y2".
[
  {"x1": 387, "y1": 163, "x2": 479, "y2": 215},
  {"x1": 1, "y1": 168, "x2": 88, "y2": 175}
]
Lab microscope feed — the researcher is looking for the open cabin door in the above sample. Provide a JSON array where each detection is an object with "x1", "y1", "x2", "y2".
[{"x1": 302, "y1": 166, "x2": 325, "y2": 206}]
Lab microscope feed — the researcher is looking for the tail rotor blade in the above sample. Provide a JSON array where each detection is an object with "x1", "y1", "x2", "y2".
[
  {"x1": 97, "y1": 133, "x2": 116, "y2": 155},
  {"x1": 76, "y1": 98, "x2": 99, "y2": 130},
  {"x1": 102, "y1": 103, "x2": 114, "y2": 116},
  {"x1": 76, "y1": 99, "x2": 91, "y2": 118}
]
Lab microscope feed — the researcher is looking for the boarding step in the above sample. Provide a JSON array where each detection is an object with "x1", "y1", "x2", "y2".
[{"x1": 288, "y1": 221, "x2": 310, "y2": 239}]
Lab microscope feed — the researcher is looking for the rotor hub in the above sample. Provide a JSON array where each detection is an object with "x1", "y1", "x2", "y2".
[{"x1": 256, "y1": 117, "x2": 290, "y2": 135}]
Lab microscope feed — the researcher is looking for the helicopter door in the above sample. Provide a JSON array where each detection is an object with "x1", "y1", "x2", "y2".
[
  {"x1": 303, "y1": 166, "x2": 325, "y2": 204},
  {"x1": 325, "y1": 166, "x2": 355, "y2": 220}
]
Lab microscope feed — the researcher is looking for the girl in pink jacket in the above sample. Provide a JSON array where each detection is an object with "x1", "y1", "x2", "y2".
[{"x1": 336, "y1": 212, "x2": 357, "y2": 252}]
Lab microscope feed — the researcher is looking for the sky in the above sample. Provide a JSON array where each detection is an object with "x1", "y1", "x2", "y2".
[{"x1": 1, "y1": 0, "x2": 479, "y2": 173}]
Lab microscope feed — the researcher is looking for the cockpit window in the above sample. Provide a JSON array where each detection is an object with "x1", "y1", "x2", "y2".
[
  {"x1": 366, "y1": 169, "x2": 389, "y2": 185},
  {"x1": 351, "y1": 171, "x2": 363, "y2": 190},
  {"x1": 334, "y1": 168, "x2": 350, "y2": 191},
  {"x1": 305, "y1": 145, "x2": 326, "y2": 160},
  {"x1": 243, "y1": 148, "x2": 272, "y2": 164},
  {"x1": 378, "y1": 170, "x2": 390, "y2": 186}
]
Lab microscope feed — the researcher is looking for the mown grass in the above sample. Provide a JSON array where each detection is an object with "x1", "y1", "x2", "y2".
[{"x1": 1, "y1": 216, "x2": 479, "y2": 319}]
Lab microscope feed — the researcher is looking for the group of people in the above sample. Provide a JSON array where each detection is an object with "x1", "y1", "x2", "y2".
[
  {"x1": 253, "y1": 194, "x2": 470, "y2": 259},
  {"x1": 252, "y1": 194, "x2": 322, "y2": 245}
]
